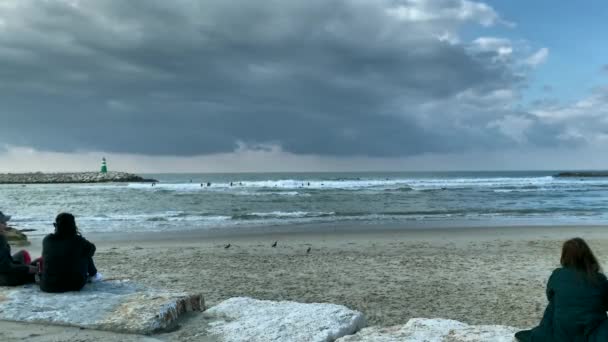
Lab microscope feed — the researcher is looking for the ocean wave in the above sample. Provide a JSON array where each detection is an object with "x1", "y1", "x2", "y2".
[
  {"x1": 232, "y1": 211, "x2": 336, "y2": 220},
  {"x1": 61, "y1": 208, "x2": 608, "y2": 225},
  {"x1": 80, "y1": 212, "x2": 231, "y2": 223},
  {"x1": 10, "y1": 173, "x2": 608, "y2": 235},
  {"x1": 10, "y1": 208, "x2": 608, "y2": 235},
  {"x1": 414, "y1": 187, "x2": 473, "y2": 192},
  {"x1": 493, "y1": 186, "x2": 542, "y2": 193},
  {"x1": 232, "y1": 191, "x2": 309, "y2": 197},
  {"x1": 384, "y1": 186, "x2": 414, "y2": 192},
  {"x1": 75, "y1": 175, "x2": 608, "y2": 194},
  {"x1": 94, "y1": 175, "x2": 608, "y2": 194}
]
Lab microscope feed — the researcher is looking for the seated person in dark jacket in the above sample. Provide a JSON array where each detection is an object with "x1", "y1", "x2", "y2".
[
  {"x1": 40, "y1": 213, "x2": 98, "y2": 293},
  {"x1": 0, "y1": 229, "x2": 37, "y2": 286},
  {"x1": 516, "y1": 237, "x2": 608, "y2": 342}
]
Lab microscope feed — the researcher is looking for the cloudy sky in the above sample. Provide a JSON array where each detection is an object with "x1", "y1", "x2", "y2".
[{"x1": 0, "y1": 0, "x2": 607, "y2": 172}]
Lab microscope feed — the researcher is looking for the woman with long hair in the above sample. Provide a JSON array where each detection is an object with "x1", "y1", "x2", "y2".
[
  {"x1": 40, "y1": 213, "x2": 98, "y2": 292},
  {"x1": 516, "y1": 238, "x2": 608, "y2": 341}
]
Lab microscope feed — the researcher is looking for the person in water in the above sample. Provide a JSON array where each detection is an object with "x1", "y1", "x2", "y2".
[
  {"x1": 40, "y1": 213, "x2": 98, "y2": 293},
  {"x1": 515, "y1": 237, "x2": 608, "y2": 341},
  {"x1": 0, "y1": 225, "x2": 37, "y2": 286}
]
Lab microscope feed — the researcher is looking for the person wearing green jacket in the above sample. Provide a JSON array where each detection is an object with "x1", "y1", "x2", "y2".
[{"x1": 516, "y1": 238, "x2": 608, "y2": 341}]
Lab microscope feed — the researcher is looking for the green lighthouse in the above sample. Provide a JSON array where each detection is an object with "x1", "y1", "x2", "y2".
[{"x1": 100, "y1": 157, "x2": 108, "y2": 173}]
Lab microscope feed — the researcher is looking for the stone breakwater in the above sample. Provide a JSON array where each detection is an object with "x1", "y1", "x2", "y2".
[
  {"x1": 554, "y1": 171, "x2": 608, "y2": 177},
  {"x1": 0, "y1": 171, "x2": 157, "y2": 184}
]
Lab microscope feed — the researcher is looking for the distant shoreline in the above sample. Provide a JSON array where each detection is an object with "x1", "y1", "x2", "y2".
[
  {"x1": 0, "y1": 171, "x2": 157, "y2": 184},
  {"x1": 554, "y1": 171, "x2": 608, "y2": 177},
  {"x1": 22, "y1": 221, "x2": 608, "y2": 242}
]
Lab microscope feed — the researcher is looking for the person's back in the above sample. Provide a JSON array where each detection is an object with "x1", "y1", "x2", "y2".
[
  {"x1": 550, "y1": 267, "x2": 608, "y2": 340},
  {"x1": 40, "y1": 213, "x2": 96, "y2": 293},
  {"x1": 516, "y1": 238, "x2": 608, "y2": 342},
  {"x1": 40, "y1": 233, "x2": 95, "y2": 292}
]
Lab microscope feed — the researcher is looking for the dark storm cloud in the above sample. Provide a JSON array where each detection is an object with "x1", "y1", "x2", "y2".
[{"x1": 0, "y1": 0, "x2": 559, "y2": 156}]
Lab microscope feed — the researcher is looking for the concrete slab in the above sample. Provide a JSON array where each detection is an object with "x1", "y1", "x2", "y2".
[
  {"x1": 0, "y1": 280, "x2": 203, "y2": 334},
  {"x1": 336, "y1": 318, "x2": 519, "y2": 342},
  {"x1": 203, "y1": 297, "x2": 366, "y2": 342}
]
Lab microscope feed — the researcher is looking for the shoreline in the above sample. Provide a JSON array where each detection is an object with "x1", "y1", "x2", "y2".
[
  {"x1": 24, "y1": 223, "x2": 608, "y2": 262},
  {"x1": 25, "y1": 220, "x2": 608, "y2": 241}
]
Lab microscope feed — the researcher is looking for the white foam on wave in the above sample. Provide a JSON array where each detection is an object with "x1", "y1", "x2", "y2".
[
  {"x1": 126, "y1": 183, "x2": 204, "y2": 191},
  {"x1": 81, "y1": 211, "x2": 231, "y2": 223},
  {"x1": 408, "y1": 176, "x2": 554, "y2": 190},
  {"x1": 248, "y1": 211, "x2": 335, "y2": 218},
  {"x1": 233, "y1": 191, "x2": 308, "y2": 197},
  {"x1": 493, "y1": 188, "x2": 544, "y2": 193},
  {"x1": 72, "y1": 175, "x2": 608, "y2": 194},
  {"x1": 71, "y1": 175, "x2": 608, "y2": 194}
]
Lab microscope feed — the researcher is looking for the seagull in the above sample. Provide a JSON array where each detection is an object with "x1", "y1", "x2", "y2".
[
  {"x1": 271, "y1": 241, "x2": 277, "y2": 248},
  {"x1": 306, "y1": 247, "x2": 311, "y2": 254},
  {"x1": 224, "y1": 244, "x2": 231, "y2": 249}
]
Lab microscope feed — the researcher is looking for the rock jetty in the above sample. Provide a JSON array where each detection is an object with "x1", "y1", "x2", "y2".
[
  {"x1": 0, "y1": 171, "x2": 157, "y2": 184},
  {"x1": 554, "y1": 172, "x2": 608, "y2": 178}
]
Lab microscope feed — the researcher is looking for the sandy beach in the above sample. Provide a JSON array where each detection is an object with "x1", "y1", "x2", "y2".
[{"x1": 2, "y1": 224, "x2": 608, "y2": 341}]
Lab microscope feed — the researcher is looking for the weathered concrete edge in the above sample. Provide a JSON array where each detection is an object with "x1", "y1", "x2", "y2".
[
  {"x1": 153, "y1": 293, "x2": 206, "y2": 334},
  {"x1": 0, "y1": 293, "x2": 205, "y2": 335},
  {"x1": 95, "y1": 293, "x2": 206, "y2": 335}
]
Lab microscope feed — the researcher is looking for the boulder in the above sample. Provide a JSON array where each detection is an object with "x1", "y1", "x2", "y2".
[
  {"x1": 336, "y1": 318, "x2": 519, "y2": 342},
  {"x1": 0, "y1": 280, "x2": 203, "y2": 334},
  {"x1": 203, "y1": 297, "x2": 366, "y2": 342}
]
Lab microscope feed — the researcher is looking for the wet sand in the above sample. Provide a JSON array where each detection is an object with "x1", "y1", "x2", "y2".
[{"x1": 3, "y1": 224, "x2": 608, "y2": 341}]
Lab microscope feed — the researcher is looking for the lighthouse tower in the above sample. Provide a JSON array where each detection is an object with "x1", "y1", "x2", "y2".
[{"x1": 100, "y1": 157, "x2": 108, "y2": 173}]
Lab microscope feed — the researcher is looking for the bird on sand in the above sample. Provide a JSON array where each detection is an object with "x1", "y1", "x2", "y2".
[
  {"x1": 306, "y1": 247, "x2": 311, "y2": 254},
  {"x1": 224, "y1": 244, "x2": 231, "y2": 249},
  {"x1": 271, "y1": 241, "x2": 277, "y2": 248}
]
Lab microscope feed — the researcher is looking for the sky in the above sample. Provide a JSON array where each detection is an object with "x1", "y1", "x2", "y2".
[{"x1": 0, "y1": 0, "x2": 607, "y2": 172}]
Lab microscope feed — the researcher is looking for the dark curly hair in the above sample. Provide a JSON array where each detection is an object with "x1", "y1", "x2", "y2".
[{"x1": 54, "y1": 213, "x2": 80, "y2": 237}]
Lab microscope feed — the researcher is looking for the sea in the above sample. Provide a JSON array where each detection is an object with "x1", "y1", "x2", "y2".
[{"x1": 2, "y1": 171, "x2": 608, "y2": 236}]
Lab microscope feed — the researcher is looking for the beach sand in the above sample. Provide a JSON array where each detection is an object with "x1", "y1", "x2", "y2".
[{"x1": 2, "y1": 224, "x2": 608, "y2": 341}]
